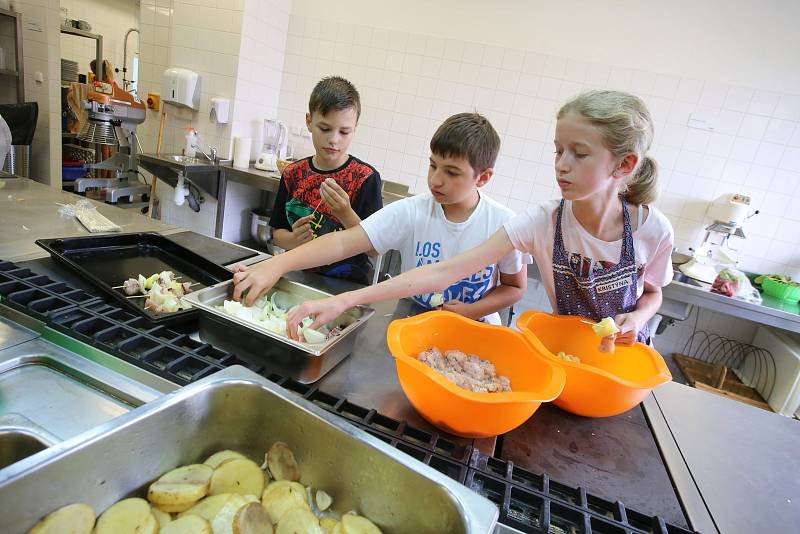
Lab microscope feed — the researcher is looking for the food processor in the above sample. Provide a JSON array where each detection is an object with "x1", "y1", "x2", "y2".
[{"x1": 678, "y1": 193, "x2": 758, "y2": 283}]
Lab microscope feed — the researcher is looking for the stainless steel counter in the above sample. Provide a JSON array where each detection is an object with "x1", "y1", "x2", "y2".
[
  {"x1": 663, "y1": 274, "x2": 800, "y2": 334},
  {"x1": 646, "y1": 381, "x2": 800, "y2": 534},
  {"x1": 0, "y1": 178, "x2": 181, "y2": 262}
]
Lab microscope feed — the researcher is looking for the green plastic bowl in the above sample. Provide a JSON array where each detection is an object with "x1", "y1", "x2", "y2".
[{"x1": 762, "y1": 277, "x2": 800, "y2": 303}]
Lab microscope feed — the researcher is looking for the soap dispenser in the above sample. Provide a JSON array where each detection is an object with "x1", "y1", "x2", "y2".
[{"x1": 184, "y1": 128, "x2": 198, "y2": 158}]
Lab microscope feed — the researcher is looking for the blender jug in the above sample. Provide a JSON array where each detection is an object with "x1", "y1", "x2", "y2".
[{"x1": 254, "y1": 119, "x2": 287, "y2": 171}]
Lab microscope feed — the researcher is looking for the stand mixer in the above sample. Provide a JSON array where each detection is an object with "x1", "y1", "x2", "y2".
[
  {"x1": 679, "y1": 194, "x2": 758, "y2": 283},
  {"x1": 74, "y1": 81, "x2": 149, "y2": 203},
  {"x1": 254, "y1": 118, "x2": 288, "y2": 172}
]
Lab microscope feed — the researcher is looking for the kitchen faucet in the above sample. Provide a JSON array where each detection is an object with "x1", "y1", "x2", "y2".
[{"x1": 191, "y1": 144, "x2": 218, "y2": 164}]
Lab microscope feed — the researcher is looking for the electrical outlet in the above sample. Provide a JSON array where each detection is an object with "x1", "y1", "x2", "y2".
[
  {"x1": 687, "y1": 113, "x2": 715, "y2": 131},
  {"x1": 147, "y1": 93, "x2": 161, "y2": 110}
]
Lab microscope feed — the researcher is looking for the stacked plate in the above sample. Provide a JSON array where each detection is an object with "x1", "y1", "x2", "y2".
[{"x1": 61, "y1": 59, "x2": 79, "y2": 83}]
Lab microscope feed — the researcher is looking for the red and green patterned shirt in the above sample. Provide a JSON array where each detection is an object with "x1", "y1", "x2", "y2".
[{"x1": 270, "y1": 155, "x2": 383, "y2": 283}]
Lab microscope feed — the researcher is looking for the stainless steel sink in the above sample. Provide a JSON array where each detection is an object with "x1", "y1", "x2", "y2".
[
  {"x1": 0, "y1": 414, "x2": 58, "y2": 470},
  {"x1": 0, "y1": 431, "x2": 48, "y2": 470},
  {"x1": 0, "y1": 314, "x2": 172, "y2": 473},
  {"x1": 163, "y1": 154, "x2": 213, "y2": 166},
  {"x1": 672, "y1": 271, "x2": 705, "y2": 288},
  {"x1": 138, "y1": 153, "x2": 221, "y2": 199}
]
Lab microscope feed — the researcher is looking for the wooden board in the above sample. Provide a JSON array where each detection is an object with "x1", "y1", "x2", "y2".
[{"x1": 673, "y1": 353, "x2": 772, "y2": 412}]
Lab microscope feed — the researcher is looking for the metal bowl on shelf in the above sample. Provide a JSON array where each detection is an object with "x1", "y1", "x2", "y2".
[{"x1": 250, "y1": 208, "x2": 272, "y2": 248}]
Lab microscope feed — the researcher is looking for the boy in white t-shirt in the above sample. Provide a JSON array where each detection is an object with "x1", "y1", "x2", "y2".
[{"x1": 232, "y1": 113, "x2": 529, "y2": 326}]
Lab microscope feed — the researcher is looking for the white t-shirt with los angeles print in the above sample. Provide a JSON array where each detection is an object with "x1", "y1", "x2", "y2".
[
  {"x1": 503, "y1": 199, "x2": 674, "y2": 312},
  {"x1": 361, "y1": 191, "x2": 530, "y2": 324}
]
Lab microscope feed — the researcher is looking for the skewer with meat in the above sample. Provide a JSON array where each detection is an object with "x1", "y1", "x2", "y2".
[{"x1": 121, "y1": 278, "x2": 141, "y2": 295}]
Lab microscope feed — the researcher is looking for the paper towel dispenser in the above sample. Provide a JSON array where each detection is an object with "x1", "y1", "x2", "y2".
[{"x1": 162, "y1": 68, "x2": 200, "y2": 110}]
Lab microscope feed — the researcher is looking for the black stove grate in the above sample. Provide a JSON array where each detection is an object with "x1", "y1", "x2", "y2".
[{"x1": 0, "y1": 260, "x2": 699, "y2": 534}]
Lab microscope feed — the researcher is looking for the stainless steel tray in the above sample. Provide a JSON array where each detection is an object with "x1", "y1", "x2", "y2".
[
  {"x1": 183, "y1": 278, "x2": 375, "y2": 383},
  {"x1": 0, "y1": 366, "x2": 498, "y2": 534}
]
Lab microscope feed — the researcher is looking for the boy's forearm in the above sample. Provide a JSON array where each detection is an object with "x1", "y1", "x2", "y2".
[
  {"x1": 269, "y1": 226, "x2": 372, "y2": 274},
  {"x1": 338, "y1": 208, "x2": 361, "y2": 229},
  {"x1": 457, "y1": 284, "x2": 525, "y2": 320},
  {"x1": 271, "y1": 229, "x2": 296, "y2": 250},
  {"x1": 336, "y1": 229, "x2": 517, "y2": 309}
]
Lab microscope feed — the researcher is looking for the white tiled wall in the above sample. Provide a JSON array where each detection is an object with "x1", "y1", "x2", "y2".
[
  {"x1": 59, "y1": 0, "x2": 139, "y2": 92},
  {"x1": 277, "y1": 14, "x2": 800, "y2": 281},
  {"x1": 135, "y1": 0, "x2": 290, "y2": 239},
  {"x1": 221, "y1": 0, "x2": 290, "y2": 243},
  {"x1": 15, "y1": 0, "x2": 62, "y2": 187}
]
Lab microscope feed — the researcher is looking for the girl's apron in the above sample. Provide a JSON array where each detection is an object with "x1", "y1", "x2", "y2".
[{"x1": 552, "y1": 199, "x2": 649, "y2": 343}]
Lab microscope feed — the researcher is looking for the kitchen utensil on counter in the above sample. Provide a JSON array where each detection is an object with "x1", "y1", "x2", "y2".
[
  {"x1": 680, "y1": 193, "x2": 759, "y2": 283},
  {"x1": 0, "y1": 366, "x2": 499, "y2": 534},
  {"x1": 182, "y1": 278, "x2": 375, "y2": 383},
  {"x1": 761, "y1": 276, "x2": 800, "y2": 303},
  {"x1": 254, "y1": 118, "x2": 288, "y2": 171},
  {"x1": 72, "y1": 81, "x2": 150, "y2": 203},
  {"x1": 386, "y1": 311, "x2": 566, "y2": 438},
  {"x1": 35, "y1": 233, "x2": 233, "y2": 326},
  {"x1": 516, "y1": 311, "x2": 672, "y2": 417}
]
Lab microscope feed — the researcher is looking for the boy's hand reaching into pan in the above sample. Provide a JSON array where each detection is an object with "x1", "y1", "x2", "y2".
[{"x1": 231, "y1": 261, "x2": 281, "y2": 306}]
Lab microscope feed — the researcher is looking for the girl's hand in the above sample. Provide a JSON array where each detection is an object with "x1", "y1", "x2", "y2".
[
  {"x1": 286, "y1": 295, "x2": 349, "y2": 341},
  {"x1": 613, "y1": 312, "x2": 645, "y2": 346},
  {"x1": 320, "y1": 178, "x2": 356, "y2": 221}
]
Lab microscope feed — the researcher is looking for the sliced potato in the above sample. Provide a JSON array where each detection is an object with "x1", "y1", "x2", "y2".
[
  {"x1": 267, "y1": 442, "x2": 300, "y2": 482},
  {"x1": 159, "y1": 464, "x2": 215, "y2": 485},
  {"x1": 149, "y1": 481, "x2": 208, "y2": 507},
  {"x1": 262, "y1": 481, "x2": 306, "y2": 502},
  {"x1": 149, "y1": 464, "x2": 213, "y2": 507},
  {"x1": 95, "y1": 498, "x2": 157, "y2": 534},
  {"x1": 160, "y1": 514, "x2": 212, "y2": 534},
  {"x1": 210, "y1": 457, "x2": 265, "y2": 496},
  {"x1": 331, "y1": 524, "x2": 343, "y2": 534},
  {"x1": 205, "y1": 450, "x2": 247, "y2": 469},
  {"x1": 341, "y1": 514, "x2": 382, "y2": 534},
  {"x1": 315, "y1": 490, "x2": 332, "y2": 512},
  {"x1": 151, "y1": 506, "x2": 172, "y2": 527},
  {"x1": 178, "y1": 493, "x2": 234, "y2": 521},
  {"x1": 261, "y1": 481, "x2": 309, "y2": 524},
  {"x1": 156, "y1": 500, "x2": 198, "y2": 513},
  {"x1": 319, "y1": 518, "x2": 339, "y2": 534},
  {"x1": 233, "y1": 502, "x2": 273, "y2": 534},
  {"x1": 27, "y1": 502, "x2": 96, "y2": 534},
  {"x1": 211, "y1": 494, "x2": 250, "y2": 534},
  {"x1": 275, "y1": 508, "x2": 322, "y2": 534}
]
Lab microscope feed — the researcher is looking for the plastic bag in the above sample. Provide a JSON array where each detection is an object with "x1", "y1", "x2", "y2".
[{"x1": 711, "y1": 268, "x2": 762, "y2": 304}]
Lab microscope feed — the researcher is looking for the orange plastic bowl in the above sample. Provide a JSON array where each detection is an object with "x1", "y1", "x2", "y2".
[
  {"x1": 386, "y1": 311, "x2": 566, "y2": 438},
  {"x1": 516, "y1": 311, "x2": 672, "y2": 417}
]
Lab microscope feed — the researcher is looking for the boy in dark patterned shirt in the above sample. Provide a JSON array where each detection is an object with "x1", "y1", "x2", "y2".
[{"x1": 269, "y1": 76, "x2": 382, "y2": 284}]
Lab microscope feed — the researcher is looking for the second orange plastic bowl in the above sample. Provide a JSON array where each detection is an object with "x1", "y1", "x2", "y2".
[
  {"x1": 386, "y1": 311, "x2": 566, "y2": 438},
  {"x1": 516, "y1": 311, "x2": 672, "y2": 417}
]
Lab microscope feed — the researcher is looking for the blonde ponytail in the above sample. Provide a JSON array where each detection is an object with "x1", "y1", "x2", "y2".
[
  {"x1": 558, "y1": 90, "x2": 659, "y2": 205},
  {"x1": 623, "y1": 155, "x2": 659, "y2": 205}
]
